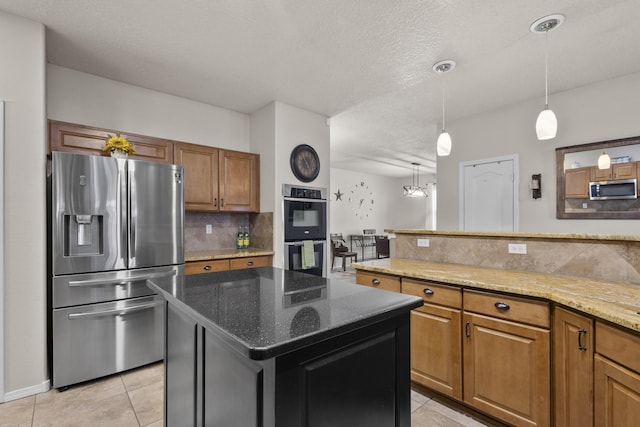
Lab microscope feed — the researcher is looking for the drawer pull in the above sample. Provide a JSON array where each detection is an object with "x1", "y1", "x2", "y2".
[
  {"x1": 372, "y1": 279, "x2": 381, "y2": 286},
  {"x1": 494, "y1": 302, "x2": 510, "y2": 310},
  {"x1": 203, "y1": 265, "x2": 211, "y2": 271},
  {"x1": 578, "y1": 328, "x2": 588, "y2": 351},
  {"x1": 247, "y1": 261, "x2": 254, "y2": 266},
  {"x1": 423, "y1": 288, "x2": 434, "y2": 296}
]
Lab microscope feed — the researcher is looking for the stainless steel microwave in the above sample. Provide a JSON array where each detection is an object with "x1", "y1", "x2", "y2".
[{"x1": 589, "y1": 178, "x2": 638, "y2": 200}]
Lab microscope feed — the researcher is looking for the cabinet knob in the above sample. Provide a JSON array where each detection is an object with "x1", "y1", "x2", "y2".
[
  {"x1": 494, "y1": 302, "x2": 510, "y2": 310},
  {"x1": 423, "y1": 288, "x2": 434, "y2": 296},
  {"x1": 247, "y1": 261, "x2": 254, "y2": 266},
  {"x1": 372, "y1": 279, "x2": 381, "y2": 286},
  {"x1": 203, "y1": 265, "x2": 211, "y2": 271}
]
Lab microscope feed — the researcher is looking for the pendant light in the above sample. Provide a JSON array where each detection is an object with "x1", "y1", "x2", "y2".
[
  {"x1": 598, "y1": 152, "x2": 611, "y2": 170},
  {"x1": 531, "y1": 14, "x2": 564, "y2": 140},
  {"x1": 403, "y1": 163, "x2": 428, "y2": 197},
  {"x1": 433, "y1": 60, "x2": 456, "y2": 156}
]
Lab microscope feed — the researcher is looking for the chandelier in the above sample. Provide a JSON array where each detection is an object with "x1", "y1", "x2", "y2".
[{"x1": 403, "y1": 163, "x2": 429, "y2": 198}]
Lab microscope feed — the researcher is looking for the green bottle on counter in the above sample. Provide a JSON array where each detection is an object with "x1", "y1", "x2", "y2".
[{"x1": 236, "y1": 227, "x2": 244, "y2": 250}]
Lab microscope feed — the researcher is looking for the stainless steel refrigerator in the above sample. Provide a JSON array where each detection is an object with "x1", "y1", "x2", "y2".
[{"x1": 49, "y1": 151, "x2": 184, "y2": 389}]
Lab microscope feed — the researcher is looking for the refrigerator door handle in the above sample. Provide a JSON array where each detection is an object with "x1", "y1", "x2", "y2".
[
  {"x1": 68, "y1": 270, "x2": 177, "y2": 287},
  {"x1": 68, "y1": 301, "x2": 164, "y2": 319}
]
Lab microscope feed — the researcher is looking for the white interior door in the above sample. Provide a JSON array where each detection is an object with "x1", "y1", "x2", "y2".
[{"x1": 460, "y1": 155, "x2": 519, "y2": 232}]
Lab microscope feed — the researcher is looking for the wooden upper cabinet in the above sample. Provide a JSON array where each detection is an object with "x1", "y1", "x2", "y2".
[
  {"x1": 591, "y1": 162, "x2": 638, "y2": 181},
  {"x1": 49, "y1": 120, "x2": 173, "y2": 163},
  {"x1": 174, "y1": 142, "x2": 220, "y2": 212},
  {"x1": 565, "y1": 167, "x2": 591, "y2": 199},
  {"x1": 219, "y1": 150, "x2": 260, "y2": 212},
  {"x1": 174, "y1": 144, "x2": 260, "y2": 213}
]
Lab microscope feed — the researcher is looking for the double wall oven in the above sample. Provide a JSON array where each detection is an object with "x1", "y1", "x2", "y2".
[{"x1": 283, "y1": 184, "x2": 327, "y2": 277}]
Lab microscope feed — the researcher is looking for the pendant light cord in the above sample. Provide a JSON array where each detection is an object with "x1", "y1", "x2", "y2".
[
  {"x1": 441, "y1": 76, "x2": 446, "y2": 130},
  {"x1": 544, "y1": 31, "x2": 549, "y2": 107}
]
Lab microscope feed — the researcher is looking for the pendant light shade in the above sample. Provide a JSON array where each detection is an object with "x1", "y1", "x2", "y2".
[
  {"x1": 535, "y1": 106, "x2": 558, "y2": 140},
  {"x1": 433, "y1": 60, "x2": 455, "y2": 157},
  {"x1": 437, "y1": 131, "x2": 452, "y2": 156},
  {"x1": 531, "y1": 14, "x2": 564, "y2": 141},
  {"x1": 598, "y1": 152, "x2": 611, "y2": 170}
]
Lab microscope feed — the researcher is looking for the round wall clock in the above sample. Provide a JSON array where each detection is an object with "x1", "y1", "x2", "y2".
[
  {"x1": 349, "y1": 181, "x2": 374, "y2": 219},
  {"x1": 290, "y1": 144, "x2": 320, "y2": 182}
]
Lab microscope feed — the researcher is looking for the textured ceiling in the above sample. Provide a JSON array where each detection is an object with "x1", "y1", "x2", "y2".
[{"x1": 1, "y1": 0, "x2": 639, "y2": 177}]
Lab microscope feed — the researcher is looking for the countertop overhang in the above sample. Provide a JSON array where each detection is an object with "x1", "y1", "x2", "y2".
[
  {"x1": 352, "y1": 258, "x2": 640, "y2": 333},
  {"x1": 148, "y1": 267, "x2": 423, "y2": 360}
]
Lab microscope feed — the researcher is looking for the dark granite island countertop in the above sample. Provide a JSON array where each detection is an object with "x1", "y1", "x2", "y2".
[
  {"x1": 148, "y1": 267, "x2": 423, "y2": 427},
  {"x1": 148, "y1": 267, "x2": 422, "y2": 359}
]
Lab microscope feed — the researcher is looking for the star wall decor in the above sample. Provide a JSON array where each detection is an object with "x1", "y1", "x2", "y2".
[{"x1": 334, "y1": 189, "x2": 343, "y2": 201}]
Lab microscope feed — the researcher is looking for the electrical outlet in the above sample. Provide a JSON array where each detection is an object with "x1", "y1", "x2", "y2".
[
  {"x1": 508, "y1": 243, "x2": 527, "y2": 254},
  {"x1": 206, "y1": 224, "x2": 212, "y2": 234},
  {"x1": 417, "y1": 238, "x2": 430, "y2": 247}
]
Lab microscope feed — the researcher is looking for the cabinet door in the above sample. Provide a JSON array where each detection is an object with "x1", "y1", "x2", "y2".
[
  {"x1": 553, "y1": 307, "x2": 593, "y2": 427},
  {"x1": 594, "y1": 355, "x2": 640, "y2": 427},
  {"x1": 565, "y1": 167, "x2": 591, "y2": 198},
  {"x1": 463, "y1": 312, "x2": 550, "y2": 427},
  {"x1": 613, "y1": 162, "x2": 637, "y2": 180},
  {"x1": 410, "y1": 304, "x2": 462, "y2": 399},
  {"x1": 174, "y1": 142, "x2": 220, "y2": 211},
  {"x1": 591, "y1": 166, "x2": 612, "y2": 181},
  {"x1": 49, "y1": 120, "x2": 173, "y2": 163},
  {"x1": 219, "y1": 150, "x2": 260, "y2": 212}
]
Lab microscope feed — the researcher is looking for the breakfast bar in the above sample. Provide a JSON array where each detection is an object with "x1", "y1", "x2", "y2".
[{"x1": 148, "y1": 267, "x2": 422, "y2": 427}]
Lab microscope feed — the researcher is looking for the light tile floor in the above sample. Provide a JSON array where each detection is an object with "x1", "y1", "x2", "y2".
[{"x1": 0, "y1": 267, "x2": 492, "y2": 426}]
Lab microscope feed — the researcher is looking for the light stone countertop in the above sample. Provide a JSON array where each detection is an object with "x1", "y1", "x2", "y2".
[
  {"x1": 352, "y1": 258, "x2": 640, "y2": 333},
  {"x1": 185, "y1": 248, "x2": 274, "y2": 262},
  {"x1": 385, "y1": 229, "x2": 640, "y2": 242}
]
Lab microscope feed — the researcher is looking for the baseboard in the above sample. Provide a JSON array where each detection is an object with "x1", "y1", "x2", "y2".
[{"x1": 2, "y1": 379, "x2": 51, "y2": 403}]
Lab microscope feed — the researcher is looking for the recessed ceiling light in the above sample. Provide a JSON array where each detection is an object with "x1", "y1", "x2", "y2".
[{"x1": 530, "y1": 14, "x2": 565, "y2": 34}]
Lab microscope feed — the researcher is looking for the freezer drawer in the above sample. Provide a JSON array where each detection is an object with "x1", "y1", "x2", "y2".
[
  {"x1": 52, "y1": 265, "x2": 182, "y2": 308},
  {"x1": 52, "y1": 295, "x2": 165, "y2": 389}
]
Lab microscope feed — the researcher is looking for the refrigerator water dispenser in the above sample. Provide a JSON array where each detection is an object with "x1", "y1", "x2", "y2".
[{"x1": 64, "y1": 214, "x2": 103, "y2": 256}]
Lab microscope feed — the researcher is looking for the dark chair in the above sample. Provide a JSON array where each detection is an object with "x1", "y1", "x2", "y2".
[
  {"x1": 375, "y1": 236, "x2": 390, "y2": 259},
  {"x1": 330, "y1": 233, "x2": 358, "y2": 271}
]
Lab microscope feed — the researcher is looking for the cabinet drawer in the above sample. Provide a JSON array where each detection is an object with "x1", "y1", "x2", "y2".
[
  {"x1": 463, "y1": 289, "x2": 550, "y2": 328},
  {"x1": 185, "y1": 260, "x2": 230, "y2": 275},
  {"x1": 356, "y1": 271, "x2": 401, "y2": 293},
  {"x1": 596, "y1": 321, "x2": 640, "y2": 374},
  {"x1": 402, "y1": 278, "x2": 462, "y2": 309},
  {"x1": 229, "y1": 256, "x2": 272, "y2": 270}
]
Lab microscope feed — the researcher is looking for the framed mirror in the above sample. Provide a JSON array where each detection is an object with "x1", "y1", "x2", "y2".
[{"x1": 556, "y1": 136, "x2": 640, "y2": 219}]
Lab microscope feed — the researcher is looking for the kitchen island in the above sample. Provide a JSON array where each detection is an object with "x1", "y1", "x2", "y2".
[{"x1": 147, "y1": 267, "x2": 422, "y2": 427}]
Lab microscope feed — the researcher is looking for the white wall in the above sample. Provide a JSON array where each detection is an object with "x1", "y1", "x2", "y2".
[
  {"x1": 0, "y1": 10, "x2": 47, "y2": 400},
  {"x1": 329, "y1": 167, "x2": 433, "y2": 237},
  {"x1": 438, "y1": 71, "x2": 640, "y2": 234},
  {"x1": 47, "y1": 65, "x2": 250, "y2": 150}
]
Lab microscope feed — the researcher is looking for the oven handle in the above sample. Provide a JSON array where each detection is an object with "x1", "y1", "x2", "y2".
[
  {"x1": 68, "y1": 300, "x2": 164, "y2": 319},
  {"x1": 283, "y1": 197, "x2": 327, "y2": 203},
  {"x1": 284, "y1": 241, "x2": 326, "y2": 247}
]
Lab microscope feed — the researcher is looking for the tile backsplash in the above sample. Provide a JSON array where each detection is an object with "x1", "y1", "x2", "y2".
[
  {"x1": 393, "y1": 233, "x2": 640, "y2": 285},
  {"x1": 185, "y1": 212, "x2": 273, "y2": 252}
]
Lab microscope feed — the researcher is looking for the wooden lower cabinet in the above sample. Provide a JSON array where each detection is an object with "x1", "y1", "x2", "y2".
[
  {"x1": 463, "y1": 291, "x2": 550, "y2": 427},
  {"x1": 402, "y1": 279, "x2": 462, "y2": 399},
  {"x1": 553, "y1": 307, "x2": 594, "y2": 427},
  {"x1": 594, "y1": 321, "x2": 640, "y2": 427},
  {"x1": 355, "y1": 271, "x2": 401, "y2": 292},
  {"x1": 185, "y1": 255, "x2": 272, "y2": 275}
]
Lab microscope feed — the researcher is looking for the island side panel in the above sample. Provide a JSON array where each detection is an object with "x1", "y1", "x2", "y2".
[
  {"x1": 275, "y1": 313, "x2": 412, "y2": 427},
  {"x1": 166, "y1": 303, "x2": 198, "y2": 427}
]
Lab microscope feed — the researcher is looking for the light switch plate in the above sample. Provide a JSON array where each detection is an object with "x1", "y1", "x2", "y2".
[
  {"x1": 417, "y1": 238, "x2": 430, "y2": 247},
  {"x1": 206, "y1": 224, "x2": 212, "y2": 234},
  {"x1": 508, "y1": 243, "x2": 527, "y2": 254}
]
